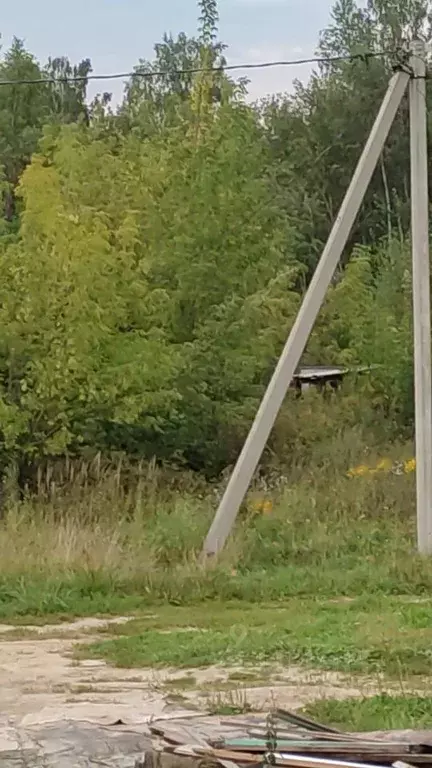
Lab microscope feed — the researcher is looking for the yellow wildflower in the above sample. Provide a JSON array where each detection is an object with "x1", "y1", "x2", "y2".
[
  {"x1": 262, "y1": 500, "x2": 273, "y2": 515},
  {"x1": 404, "y1": 458, "x2": 416, "y2": 474},
  {"x1": 348, "y1": 456, "x2": 416, "y2": 478},
  {"x1": 249, "y1": 497, "x2": 273, "y2": 515}
]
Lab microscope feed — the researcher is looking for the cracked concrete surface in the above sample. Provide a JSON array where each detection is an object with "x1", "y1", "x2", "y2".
[
  {"x1": 0, "y1": 616, "x2": 384, "y2": 728},
  {"x1": 0, "y1": 616, "x2": 415, "y2": 766}
]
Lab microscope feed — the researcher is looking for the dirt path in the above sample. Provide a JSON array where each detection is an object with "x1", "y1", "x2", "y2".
[{"x1": 0, "y1": 617, "x2": 407, "y2": 729}]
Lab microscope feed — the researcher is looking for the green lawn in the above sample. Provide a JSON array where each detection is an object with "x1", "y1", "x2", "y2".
[
  {"x1": 303, "y1": 694, "x2": 432, "y2": 731},
  {"x1": 75, "y1": 596, "x2": 432, "y2": 677}
]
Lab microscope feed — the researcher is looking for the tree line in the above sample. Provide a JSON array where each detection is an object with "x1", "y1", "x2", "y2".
[{"x1": 0, "y1": 0, "x2": 429, "y2": 478}]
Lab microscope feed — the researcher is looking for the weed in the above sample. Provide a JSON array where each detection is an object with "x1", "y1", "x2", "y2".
[
  {"x1": 205, "y1": 687, "x2": 254, "y2": 716},
  {"x1": 0, "y1": 430, "x2": 426, "y2": 621},
  {"x1": 0, "y1": 417, "x2": 424, "y2": 630},
  {"x1": 302, "y1": 694, "x2": 432, "y2": 731}
]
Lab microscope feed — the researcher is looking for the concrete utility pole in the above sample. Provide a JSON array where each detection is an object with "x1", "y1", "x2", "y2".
[
  {"x1": 203, "y1": 68, "x2": 410, "y2": 557},
  {"x1": 409, "y1": 40, "x2": 432, "y2": 554}
]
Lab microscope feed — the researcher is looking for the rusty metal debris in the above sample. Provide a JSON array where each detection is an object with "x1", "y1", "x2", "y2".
[{"x1": 149, "y1": 710, "x2": 432, "y2": 768}]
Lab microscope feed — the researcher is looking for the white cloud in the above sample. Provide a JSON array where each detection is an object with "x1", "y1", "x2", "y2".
[
  {"x1": 243, "y1": 63, "x2": 313, "y2": 101},
  {"x1": 227, "y1": 43, "x2": 315, "y2": 100}
]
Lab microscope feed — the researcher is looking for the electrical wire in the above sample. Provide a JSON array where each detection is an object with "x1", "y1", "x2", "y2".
[{"x1": 0, "y1": 49, "x2": 400, "y2": 87}]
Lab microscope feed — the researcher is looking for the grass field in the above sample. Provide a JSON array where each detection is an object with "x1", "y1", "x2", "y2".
[
  {"x1": 0, "y1": 448, "x2": 426, "y2": 619},
  {"x1": 76, "y1": 595, "x2": 432, "y2": 677},
  {"x1": 0, "y1": 434, "x2": 425, "y2": 620},
  {"x1": 1, "y1": 419, "x2": 432, "y2": 731}
]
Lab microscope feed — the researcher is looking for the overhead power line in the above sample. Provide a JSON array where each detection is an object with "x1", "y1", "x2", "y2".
[{"x1": 0, "y1": 49, "x2": 401, "y2": 87}]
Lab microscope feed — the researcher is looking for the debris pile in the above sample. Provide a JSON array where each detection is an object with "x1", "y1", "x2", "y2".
[{"x1": 149, "y1": 709, "x2": 432, "y2": 768}]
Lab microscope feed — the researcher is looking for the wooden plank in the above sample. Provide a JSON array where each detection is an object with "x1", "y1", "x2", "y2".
[
  {"x1": 244, "y1": 729, "x2": 387, "y2": 744},
  {"x1": 218, "y1": 740, "x2": 421, "y2": 755},
  {"x1": 275, "y1": 710, "x2": 342, "y2": 735}
]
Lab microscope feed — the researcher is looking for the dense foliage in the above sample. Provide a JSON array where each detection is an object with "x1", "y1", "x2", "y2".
[{"x1": 0, "y1": 0, "x2": 428, "y2": 477}]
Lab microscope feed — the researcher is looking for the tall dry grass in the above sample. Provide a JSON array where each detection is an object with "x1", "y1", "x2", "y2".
[{"x1": 0, "y1": 391, "x2": 427, "y2": 619}]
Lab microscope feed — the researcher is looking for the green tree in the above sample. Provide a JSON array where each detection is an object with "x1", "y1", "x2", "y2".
[
  {"x1": 119, "y1": 0, "x2": 236, "y2": 138},
  {"x1": 0, "y1": 84, "x2": 299, "y2": 472},
  {"x1": 262, "y1": 0, "x2": 431, "y2": 275},
  {"x1": 0, "y1": 0, "x2": 421, "y2": 483},
  {"x1": 0, "y1": 38, "x2": 91, "y2": 223}
]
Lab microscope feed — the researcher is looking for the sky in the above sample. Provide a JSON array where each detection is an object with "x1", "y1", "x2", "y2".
[{"x1": 1, "y1": 0, "x2": 335, "y2": 103}]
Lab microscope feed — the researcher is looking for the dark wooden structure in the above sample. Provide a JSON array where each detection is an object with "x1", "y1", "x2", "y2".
[{"x1": 291, "y1": 365, "x2": 375, "y2": 395}]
